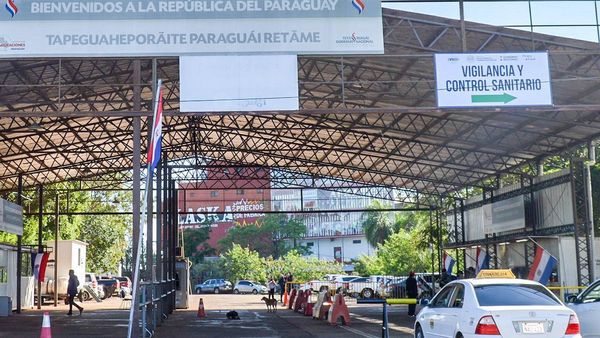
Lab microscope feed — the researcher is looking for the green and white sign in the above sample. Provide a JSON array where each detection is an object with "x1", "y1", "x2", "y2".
[{"x1": 435, "y1": 52, "x2": 552, "y2": 108}]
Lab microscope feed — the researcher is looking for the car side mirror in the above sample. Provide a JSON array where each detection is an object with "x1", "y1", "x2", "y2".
[
  {"x1": 420, "y1": 298, "x2": 430, "y2": 306},
  {"x1": 566, "y1": 294, "x2": 578, "y2": 303}
]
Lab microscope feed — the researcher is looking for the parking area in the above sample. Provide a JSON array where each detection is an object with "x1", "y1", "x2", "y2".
[
  {"x1": 0, "y1": 294, "x2": 416, "y2": 337},
  {"x1": 156, "y1": 294, "x2": 415, "y2": 338}
]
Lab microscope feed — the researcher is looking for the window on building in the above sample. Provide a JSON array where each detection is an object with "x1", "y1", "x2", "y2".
[
  {"x1": 236, "y1": 189, "x2": 244, "y2": 195},
  {"x1": 210, "y1": 191, "x2": 218, "y2": 198},
  {"x1": 257, "y1": 189, "x2": 264, "y2": 194},
  {"x1": 353, "y1": 240, "x2": 362, "y2": 244},
  {"x1": 306, "y1": 242, "x2": 314, "y2": 247}
]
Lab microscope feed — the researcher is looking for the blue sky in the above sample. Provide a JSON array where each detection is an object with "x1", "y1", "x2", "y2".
[{"x1": 383, "y1": 1, "x2": 600, "y2": 42}]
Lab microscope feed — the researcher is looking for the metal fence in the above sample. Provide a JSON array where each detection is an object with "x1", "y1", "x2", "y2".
[{"x1": 139, "y1": 280, "x2": 176, "y2": 338}]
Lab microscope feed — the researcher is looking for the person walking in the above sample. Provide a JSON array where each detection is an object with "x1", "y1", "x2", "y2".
[
  {"x1": 406, "y1": 271, "x2": 418, "y2": 317},
  {"x1": 67, "y1": 269, "x2": 83, "y2": 316},
  {"x1": 278, "y1": 274, "x2": 286, "y2": 302},
  {"x1": 268, "y1": 277, "x2": 277, "y2": 300}
]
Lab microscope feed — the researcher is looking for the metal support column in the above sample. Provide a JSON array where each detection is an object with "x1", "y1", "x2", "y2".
[
  {"x1": 131, "y1": 58, "x2": 142, "y2": 338},
  {"x1": 37, "y1": 185, "x2": 43, "y2": 310},
  {"x1": 156, "y1": 157, "x2": 163, "y2": 322},
  {"x1": 16, "y1": 174, "x2": 23, "y2": 313},
  {"x1": 53, "y1": 194, "x2": 59, "y2": 307},
  {"x1": 586, "y1": 143, "x2": 596, "y2": 280},
  {"x1": 571, "y1": 159, "x2": 593, "y2": 286}
]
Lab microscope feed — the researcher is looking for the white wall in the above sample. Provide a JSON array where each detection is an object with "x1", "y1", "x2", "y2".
[
  {"x1": 297, "y1": 235, "x2": 375, "y2": 262},
  {"x1": 45, "y1": 240, "x2": 87, "y2": 286}
]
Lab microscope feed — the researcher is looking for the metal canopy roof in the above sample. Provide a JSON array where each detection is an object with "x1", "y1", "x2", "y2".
[{"x1": 1, "y1": 8, "x2": 600, "y2": 195}]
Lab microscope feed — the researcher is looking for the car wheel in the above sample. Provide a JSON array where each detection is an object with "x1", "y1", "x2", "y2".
[
  {"x1": 233, "y1": 289, "x2": 240, "y2": 294},
  {"x1": 456, "y1": 333, "x2": 463, "y2": 338},
  {"x1": 195, "y1": 288, "x2": 201, "y2": 294},
  {"x1": 214, "y1": 288, "x2": 220, "y2": 294},
  {"x1": 82, "y1": 291, "x2": 91, "y2": 301},
  {"x1": 252, "y1": 289, "x2": 258, "y2": 295},
  {"x1": 362, "y1": 288, "x2": 374, "y2": 298},
  {"x1": 415, "y1": 324, "x2": 424, "y2": 338}
]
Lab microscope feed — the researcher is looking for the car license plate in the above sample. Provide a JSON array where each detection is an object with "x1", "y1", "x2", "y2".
[{"x1": 521, "y1": 322, "x2": 545, "y2": 334}]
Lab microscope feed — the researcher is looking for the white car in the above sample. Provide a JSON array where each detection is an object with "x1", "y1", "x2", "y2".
[
  {"x1": 567, "y1": 279, "x2": 600, "y2": 338},
  {"x1": 233, "y1": 280, "x2": 267, "y2": 295},
  {"x1": 415, "y1": 278, "x2": 582, "y2": 338}
]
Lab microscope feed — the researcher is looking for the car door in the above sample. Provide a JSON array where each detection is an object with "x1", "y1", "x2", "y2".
[
  {"x1": 202, "y1": 280, "x2": 213, "y2": 292},
  {"x1": 573, "y1": 281, "x2": 600, "y2": 337},
  {"x1": 420, "y1": 285, "x2": 456, "y2": 338},
  {"x1": 239, "y1": 281, "x2": 250, "y2": 293}
]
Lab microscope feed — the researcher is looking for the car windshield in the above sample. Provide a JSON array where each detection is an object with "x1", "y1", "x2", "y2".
[{"x1": 475, "y1": 284, "x2": 561, "y2": 306}]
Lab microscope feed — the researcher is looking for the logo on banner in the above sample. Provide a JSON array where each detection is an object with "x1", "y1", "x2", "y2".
[
  {"x1": 351, "y1": 0, "x2": 365, "y2": 14},
  {"x1": 5, "y1": 0, "x2": 17, "y2": 18},
  {"x1": 336, "y1": 32, "x2": 374, "y2": 45}
]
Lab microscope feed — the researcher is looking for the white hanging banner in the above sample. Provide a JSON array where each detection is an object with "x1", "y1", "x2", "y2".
[
  {"x1": 180, "y1": 54, "x2": 299, "y2": 112},
  {"x1": 0, "y1": 0, "x2": 384, "y2": 57},
  {"x1": 0, "y1": 199, "x2": 23, "y2": 236}
]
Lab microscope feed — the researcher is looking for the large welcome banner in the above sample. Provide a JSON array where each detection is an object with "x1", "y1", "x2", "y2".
[{"x1": 0, "y1": 0, "x2": 383, "y2": 57}]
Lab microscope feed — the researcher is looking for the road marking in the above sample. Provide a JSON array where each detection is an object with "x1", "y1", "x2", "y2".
[{"x1": 339, "y1": 325, "x2": 379, "y2": 338}]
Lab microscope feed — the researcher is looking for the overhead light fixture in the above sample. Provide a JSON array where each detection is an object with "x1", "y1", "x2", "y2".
[
  {"x1": 27, "y1": 121, "x2": 44, "y2": 131},
  {"x1": 516, "y1": 239, "x2": 528, "y2": 243},
  {"x1": 471, "y1": 245, "x2": 479, "y2": 249},
  {"x1": 498, "y1": 242, "x2": 510, "y2": 246}
]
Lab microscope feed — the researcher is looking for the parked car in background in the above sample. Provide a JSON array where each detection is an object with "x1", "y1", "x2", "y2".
[
  {"x1": 115, "y1": 276, "x2": 131, "y2": 288},
  {"x1": 567, "y1": 279, "x2": 600, "y2": 337},
  {"x1": 347, "y1": 277, "x2": 385, "y2": 298},
  {"x1": 384, "y1": 275, "x2": 433, "y2": 299},
  {"x1": 97, "y1": 278, "x2": 120, "y2": 298},
  {"x1": 333, "y1": 276, "x2": 362, "y2": 295},
  {"x1": 233, "y1": 280, "x2": 267, "y2": 294},
  {"x1": 194, "y1": 279, "x2": 232, "y2": 294},
  {"x1": 81, "y1": 272, "x2": 105, "y2": 301}
]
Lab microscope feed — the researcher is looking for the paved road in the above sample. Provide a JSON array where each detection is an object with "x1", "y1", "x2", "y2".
[
  {"x1": 156, "y1": 294, "x2": 416, "y2": 338},
  {"x1": 0, "y1": 294, "x2": 416, "y2": 338}
]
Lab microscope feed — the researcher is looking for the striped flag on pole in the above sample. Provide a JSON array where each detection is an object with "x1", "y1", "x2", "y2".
[
  {"x1": 476, "y1": 247, "x2": 490, "y2": 273},
  {"x1": 147, "y1": 82, "x2": 163, "y2": 173},
  {"x1": 528, "y1": 246, "x2": 557, "y2": 285},
  {"x1": 443, "y1": 252, "x2": 456, "y2": 275},
  {"x1": 31, "y1": 252, "x2": 50, "y2": 281}
]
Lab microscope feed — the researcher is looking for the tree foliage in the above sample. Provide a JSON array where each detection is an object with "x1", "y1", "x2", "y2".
[
  {"x1": 183, "y1": 227, "x2": 214, "y2": 264},
  {"x1": 356, "y1": 229, "x2": 429, "y2": 276},
  {"x1": 217, "y1": 245, "x2": 342, "y2": 284},
  {"x1": 220, "y1": 244, "x2": 267, "y2": 283},
  {"x1": 219, "y1": 214, "x2": 310, "y2": 258},
  {"x1": 0, "y1": 182, "x2": 131, "y2": 275}
]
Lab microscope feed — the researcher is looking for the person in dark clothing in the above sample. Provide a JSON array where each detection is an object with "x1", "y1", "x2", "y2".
[
  {"x1": 278, "y1": 274, "x2": 286, "y2": 302},
  {"x1": 286, "y1": 272, "x2": 294, "y2": 293},
  {"x1": 67, "y1": 269, "x2": 83, "y2": 316},
  {"x1": 406, "y1": 271, "x2": 418, "y2": 316},
  {"x1": 438, "y1": 268, "x2": 452, "y2": 288}
]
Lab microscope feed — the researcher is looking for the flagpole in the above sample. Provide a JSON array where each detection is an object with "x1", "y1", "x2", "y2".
[{"x1": 128, "y1": 79, "x2": 162, "y2": 338}]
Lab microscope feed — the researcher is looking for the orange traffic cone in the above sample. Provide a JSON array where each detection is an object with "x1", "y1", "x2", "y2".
[
  {"x1": 197, "y1": 298, "x2": 206, "y2": 318},
  {"x1": 283, "y1": 288, "x2": 289, "y2": 306},
  {"x1": 40, "y1": 312, "x2": 52, "y2": 338}
]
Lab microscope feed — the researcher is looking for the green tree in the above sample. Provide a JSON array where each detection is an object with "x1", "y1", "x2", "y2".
[
  {"x1": 183, "y1": 227, "x2": 214, "y2": 264},
  {"x1": 219, "y1": 214, "x2": 310, "y2": 258},
  {"x1": 266, "y1": 250, "x2": 343, "y2": 282},
  {"x1": 220, "y1": 244, "x2": 267, "y2": 283},
  {"x1": 362, "y1": 201, "x2": 418, "y2": 247},
  {"x1": 0, "y1": 182, "x2": 131, "y2": 275},
  {"x1": 362, "y1": 207, "x2": 394, "y2": 247},
  {"x1": 355, "y1": 228, "x2": 429, "y2": 276}
]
